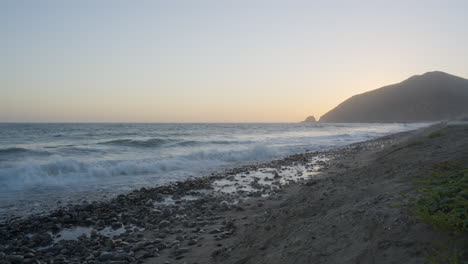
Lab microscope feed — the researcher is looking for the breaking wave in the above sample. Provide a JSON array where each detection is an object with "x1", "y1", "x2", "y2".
[{"x1": 0, "y1": 144, "x2": 277, "y2": 190}]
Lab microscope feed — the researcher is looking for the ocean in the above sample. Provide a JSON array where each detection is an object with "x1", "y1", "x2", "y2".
[{"x1": 0, "y1": 122, "x2": 430, "y2": 218}]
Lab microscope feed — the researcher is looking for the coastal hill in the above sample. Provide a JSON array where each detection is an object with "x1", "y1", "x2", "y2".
[{"x1": 319, "y1": 71, "x2": 468, "y2": 123}]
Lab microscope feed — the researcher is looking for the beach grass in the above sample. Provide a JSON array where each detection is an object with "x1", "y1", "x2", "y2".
[
  {"x1": 428, "y1": 131, "x2": 444, "y2": 139},
  {"x1": 403, "y1": 163, "x2": 468, "y2": 263}
]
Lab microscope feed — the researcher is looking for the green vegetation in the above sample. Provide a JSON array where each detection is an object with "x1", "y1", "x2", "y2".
[
  {"x1": 403, "y1": 163, "x2": 468, "y2": 264},
  {"x1": 428, "y1": 131, "x2": 444, "y2": 139},
  {"x1": 407, "y1": 140, "x2": 424, "y2": 147}
]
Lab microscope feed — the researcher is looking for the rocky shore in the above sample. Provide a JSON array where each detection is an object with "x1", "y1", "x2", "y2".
[
  {"x1": 0, "y1": 141, "x2": 337, "y2": 264},
  {"x1": 1, "y1": 122, "x2": 466, "y2": 264}
]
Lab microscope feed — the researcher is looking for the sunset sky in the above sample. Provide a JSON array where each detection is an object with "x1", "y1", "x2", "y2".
[{"x1": 2, "y1": 0, "x2": 468, "y2": 122}]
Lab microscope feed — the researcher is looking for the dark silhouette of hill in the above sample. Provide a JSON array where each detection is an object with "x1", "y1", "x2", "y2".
[
  {"x1": 319, "y1": 71, "x2": 468, "y2": 123},
  {"x1": 301, "y1": 116, "x2": 317, "y2": 123}
]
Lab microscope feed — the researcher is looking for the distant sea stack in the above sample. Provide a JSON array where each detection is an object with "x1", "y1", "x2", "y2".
[
  {"x1": 319, "y1": 71, "x2": 468, "y2": 123},
  {"x1": 301, "y1": 116, "x2": 317, "y2": 123}
]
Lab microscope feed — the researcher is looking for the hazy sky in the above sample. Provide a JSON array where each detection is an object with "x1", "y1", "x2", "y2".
[{"x1": 2, "y1": 0, "x2": 468, "y2": 122}]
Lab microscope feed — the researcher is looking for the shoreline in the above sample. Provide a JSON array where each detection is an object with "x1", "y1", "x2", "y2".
[
  {"x1": 0, "y1": 122, "x2": 432, "y2": 221},
  {"x1": 2, "y1": 122, "x2": 466, "y2": 263}
]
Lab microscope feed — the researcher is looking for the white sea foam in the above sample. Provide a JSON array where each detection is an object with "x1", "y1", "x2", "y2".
[{"x1": 0, "y1": 144, "x2": 280, "y2": 190}]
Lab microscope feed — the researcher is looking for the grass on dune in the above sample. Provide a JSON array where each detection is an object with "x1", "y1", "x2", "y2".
[
  {"x1": 428, "y1": 131, "x2": 444, "y2": 139},
  {"x1": 401, "y1": 163, "x2": 468, "y2": 264}
]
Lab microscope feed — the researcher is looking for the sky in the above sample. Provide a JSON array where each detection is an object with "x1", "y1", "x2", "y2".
[{"x1": 1, "y1": 0, "x2": 468, "y2": 123}]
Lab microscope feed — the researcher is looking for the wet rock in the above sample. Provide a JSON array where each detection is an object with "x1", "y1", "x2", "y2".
[
  {"x1": 209, "y1": 228, "x2": 221, "y2": 234},
  {"x1": 159, "y1": 220, "x2": 171, "y2": 229},
  {"x1": 133, "y1": 242, "x2": 145, "y2": 251},
  {"x1": 111, "y1": 222, "x2": 122, "y2": 229},
  {"x1": 162, "y1": 208, "x2": 173, "y2": 217},
  {"x1": 152, "y1": 238, "x2": 163, "y2": 244},
  {"x1": 90, "y1": 229, "x2": 98, "y2": 238},
  {"x1": 145, "y1": 199, "x2": 154, "y2": 206},
  {"x1": 219, "y1": 201, "x2": 230, "y2": 211},
  {"x1": 98, "y1": 251, "x2": 129, "y2": 261},
  {"x1": 104, "y1": 238, "x2": 116, "y2": 248},
  {"x1": 6, "y1": 255, "x2": 24, "y2": 263},
  {"x1": 187, "y1": 239, "x2": 197, "y2": 246},
  {"x1": 174, "y1": 247, "x2": 189, "y2": 256},
  {"x1": 141, "y1": 250, "x2": 157, "y2": 258},
  {"x1": 31, "y1": 233, "x2": 52, "y2": 246}
]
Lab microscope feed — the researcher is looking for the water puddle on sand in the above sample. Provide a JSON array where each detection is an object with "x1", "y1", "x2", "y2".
[
  {"x1": 213, "y1": 156, "x2": 328, "y2": 195},
  {"x1": 153, "y1": 189, "x2": 213, "y2": 206},
  {"x1": 46, "y1": 224, "x2": 143, "y2": 242},
  {"x1": 155, "y1": 194, "x2": 203, "y2": 206}
]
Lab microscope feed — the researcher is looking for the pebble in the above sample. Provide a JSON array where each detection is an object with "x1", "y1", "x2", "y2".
[
  {"x1": 159, "y1": 220, "x2": 171, "y2": 229},
  {"x1": 98, "y1": 251, "x2": 129, "y2": 261},
  {"x1": 174, "y1": 247, "x2": 189, "y2": 256},
  {"x1": 219, "y1": 201, "x2": 230, "y2": 211},
  {"x1": 0, "y1": 147, "x2": 335, "y2": 264},
  {"x1": 6, "y1": 255, "x2": 24, "y2": 263}
]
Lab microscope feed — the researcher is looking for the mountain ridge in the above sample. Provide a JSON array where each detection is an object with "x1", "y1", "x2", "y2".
[{"x1": 318, "y1": 71, "x2": 468, "y2": 123}]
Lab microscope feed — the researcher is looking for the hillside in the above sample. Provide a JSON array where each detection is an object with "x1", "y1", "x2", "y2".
[{"x1": 319, "y1": 71, "x2": 468, "y2": 123}]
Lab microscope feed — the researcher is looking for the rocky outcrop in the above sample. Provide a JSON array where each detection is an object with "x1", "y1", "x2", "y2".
[
  {"x1": 301, "y1": 116, "x2": 317, "y2": 123},
  {"x1": 319, "y1": 71, "x2": 468, "y2": 123}
]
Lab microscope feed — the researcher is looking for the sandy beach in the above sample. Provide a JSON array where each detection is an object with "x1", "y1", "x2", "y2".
[{"x1": 1, "y1": 122, "x2": 467, "y2": 264}]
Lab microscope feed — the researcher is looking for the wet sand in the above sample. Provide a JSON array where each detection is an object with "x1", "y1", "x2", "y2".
[{"x1": 1, "y1": 122, "x2": 467, "y2": 264}]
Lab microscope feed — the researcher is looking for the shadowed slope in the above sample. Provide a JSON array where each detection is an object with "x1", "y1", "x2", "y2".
[{"x1": 319, "y1": 71, "x2": 468, "y2": 123}]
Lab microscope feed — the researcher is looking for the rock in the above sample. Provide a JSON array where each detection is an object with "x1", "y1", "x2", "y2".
[
  {"x1": 145, "y1": 199, "x2": 154, "y2": 206},
  {"x1": 141, "y1": 251, "x2": 156, "y2": 258},
  {"x1": 162, "y1": 208, "x2": 173, "y2": 217},
  {"x1": 6, "y1": 255, "x2": 24, "y2": 263},
  {"x1": 174, "y1": 247, "x2": 189, "y2": 256},
  {"x1": 209, "y1": 229, "x2": 221, "y2": 234},
  {"x1": 111, "y1": 222, "x2": 122, "y2": 229},
  {"x1": 133, "y1": 242, "x2": 145, "y2": 251},
  {"x1": 152, "y1": 238, "x2": 163, "y2": 244},
  {"x1": 22, "y1": 259, "x2": 37, "y2": 264},
  {"x1": 219, "y1": 201, "x2": 230, "y2": 211},
  {"x1": 159, "y1": 220, "x2": 171, "y2": 229},
  {"x1": 104, "y1": 239, "x2": 116, "y2": 248},
  {"x1": 98, "y1": 251, "x2": 129, "y2": 261},
  {"x1": 301, "y1": 116, "x2": 317, "y2": 123},
  {"x1": 90, "y1": 229, "x2": 98, "y2": 238}
]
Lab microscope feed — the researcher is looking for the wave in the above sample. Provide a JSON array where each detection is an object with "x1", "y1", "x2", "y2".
[
  {"x1": 98, "y1": 138, "x2": 250, "y2": 148},
  {"x1": 0, "y1": 123, "x2": 433, "y2": 192},
  {"x1": 98, "y1": 138, "x2": 171, "y2": 148},
  {"x1": 173, "y1": 140, "x2": 251, "y2": 147},
  {"x1": 0, "y1": 144, "x2": 278, "y2": 190},
  {"x1": 0, "y1": 147, "x2": 30, "y2": 154}
]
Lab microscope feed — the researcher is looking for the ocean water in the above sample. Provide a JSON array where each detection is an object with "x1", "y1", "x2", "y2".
[{"x1": 0, "y1": 123, "x2": 430, "y2": 217}]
